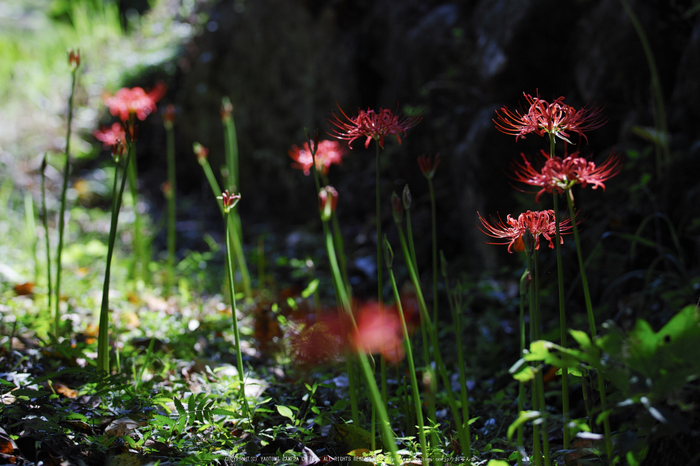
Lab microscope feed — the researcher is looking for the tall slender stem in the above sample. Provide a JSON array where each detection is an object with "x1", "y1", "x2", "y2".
[
  {"x1": 427, "y1": 178, "x2": 438, "y2": 327},
  {"x1": 526, "y1": 250, "x2": 542, "y2": 466},
  {"x1": 225, "y1": 211, "x2": 248, "y2": 416},
  {"x1": 375, "y1": 144, "x2": 383, "y2": 305},
  {"x1": 41, "y1": 155, "x2": 52, "y2": 321},
  {"x1": 565, "y1": 192, "x2": 613, "y2": 459},
  {"x1": 97, "y1": 147, "x2": 133, "y2": 373},
  {"x1": 165, "y1": 120, "x2": 176, "y2": 292},
  {"x1": 54, "y1": 66, "x2": 78, "y2": 338}
]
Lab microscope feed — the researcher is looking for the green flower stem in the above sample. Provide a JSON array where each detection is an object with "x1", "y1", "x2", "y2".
[
  {"x1": 357, "y1": 350, "x2": 401, "y2": 466},
  {"x1": 165, "y1": 121, "x2": 176, "y2": 292},
  {"x1": 127, "y1": 155, "x2": 148, "y2": 284},
  {"x1": 224, "y1": 209, "x2": 249, "y2": 417},
  {"x1": 308, "y1": 136, "x2": 360, "y2": 426},
  {"x1": 200, "y1": 157, "x2": 250, "y2": 301},
  {"x1": 221, "y1": 105, "x2": 252, "y2": 299},
  {"x1": 405, "y1": 208, "x2": 418, "y2": 272},
  {"x1": 375, "y1": 143, "x2": 383, "y2": 306},
  {"x1": 97, "y1": 147, "x2": 133, "y2": 373},
  {"x1": 517, "y1": 270, "x2": 528, "y2": 466},
  {"x1": 550, "y1": 134, "x2": 571, "y2": 449},
  {"x1": 532, "y1": 252, "x2": 552, "y2": 466},
  {"x1": 525, "y1": 251, "x2": 543, "y2": 466},
  {"x1": 386, "y1": 245, "x2": 428, "y2": 465},
  {"x1": 396, "y1": 225, "x2": 468, "y2": 456},
  {"x1": 565, "y1": 192, "x2": 613, "y2": 459},
  {"x1": 441, "y1": 267, "x2": 472, "y2": 456},
  {"x1": 24, "y1": 191, "x2": 38, "y2": 285},
  {"x1": 427, "y1": 177, "x2": 438, "y2": 328},
  {"x1": 41, "y1": 155, "x2": 52, "y2": 320},
  {"x1": 54, "y1": 65, "x2": 78, "y2": 338},
  {"x1": 331, "y1": 211, "x2": 352, "y2": 296}
]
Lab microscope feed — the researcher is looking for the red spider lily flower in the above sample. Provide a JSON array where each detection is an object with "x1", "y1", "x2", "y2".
[
  {"x1": 318, "y1": 186, "x2": 338, "y2": 221},
  {"x1": 93, "y1": 122, "x2": 126, "y2": 149},
  {"x1": 494, "y1": 92, "x2": 606, "y2": 144},
  {"x1": 218, "y1": 190, "x2": 241, "y2": 213},
  {"x1": 289, "y1": 140, "x2": 347, "y2": 176},
  {"x1": 478, "y1": 210, "x2": 572, "y2": 253},
  {"x1": 350, "y1": 301, "x2": 405, "y2": 364},
  {"x1": 103, "y1": 82, "x2": 167, "y2": 122},
  {"x1": 328, "y1": 104, "x2": 421, "y2": 149},
  {"x1": 417, "y1": 154, "x2": 441, "y2": 179},
  {"x1": 512, "y1": 151, "x2": 622, "y2": 202}
]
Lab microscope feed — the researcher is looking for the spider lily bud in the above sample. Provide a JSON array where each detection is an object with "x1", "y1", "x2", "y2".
[
  {"x1": 112, "y1": 139, "x2": 126, "y2": 162},
  {"x1": 193, "y1": 142, "x2": 209, "y2": 165},
  {"x1": 383, "y1": 235, "x2": 394, "y2": 270},
  {"x1": 402, "y1": 184, "x2": 412, "y2": 211},
  {"x1": 220, "y1": 97, "x2": 233, "y2": 122},
  {"x1": 318, "y1": 186, "x2": 338, "y2": 221},
  {"x1": 391, "y1": 191, "x2": 403, "y2": 224},
  {"x1": 523, "y1": 229, "x2": 535, "y2": 255},
  {"x1": 417, "y1": 154, "x2": 441, "y2": 179},
  {"x1": 68, "y1": 49, "x2": 81, "y2": 71},
  {"x1": 162, "y1": 104, "x2": 175, "y2": 130}
]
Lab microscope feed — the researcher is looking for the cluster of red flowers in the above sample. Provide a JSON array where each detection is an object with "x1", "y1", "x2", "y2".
[
  {"x1": 481, "y1": 91, "x2": 620, "y2": 252},
  {"x1": 93, "y1": 82, "x2": 166, "y2": 154},
  {"x1": 511, "y1": 150, "x2": 622, "y2": 202},
  {"x1": 478, "y1": 210, "x2": 572, "y2": 253},
  {"x1": 494, "y1": 91, "x2": 606, "y2": 144},
  {"x1": 328, "y1": 105, "x2": 421, "y2": 149}
]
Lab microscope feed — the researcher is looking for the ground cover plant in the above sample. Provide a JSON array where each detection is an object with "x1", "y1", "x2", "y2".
[{"x1": 2, "y1": 1, "x2": 700, "y2": 465}]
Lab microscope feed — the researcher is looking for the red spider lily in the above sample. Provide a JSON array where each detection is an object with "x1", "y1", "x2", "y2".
[
  {"x1": 478, "y1": 210, "x2": 572, "y2": 253},
  {"x1": 289, "y1": 140, "x2": 347, "y2": 176},
  {"x1": 494, "y1": 91, "x2": 606, "y2": 144},
  {"x1": 218, "y1": 190, "x2": 241, "y2": 213},
  {"x1": 417, "y1": 154, "x2": 441, "y2": 179},
  {"x1": 103, "y1": 82, "x2": 166, "y2": 122},
  {"x1": 350, "y1": 301, "x2": 405, "y2": 364},
  {"x1": 288, "y1": 301, "x2": 406, "y2": 368},
  {"x1": 328, "y1": 104, "x2": 421, "y2": 149},
  {"x1": 511, "y1": 151, "x2": 622, "y2": 202},
  {"x1": 93, "y1": 122, "x2": 126, "y2": 149}
]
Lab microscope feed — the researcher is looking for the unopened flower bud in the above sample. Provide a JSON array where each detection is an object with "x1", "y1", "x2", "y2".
[
  {"x1": 161, "y1": 181, "x2": 173, "y2": 199},
  {"x1": 112, "y1": 139, "x2": 126, "y2": 162},
  {"x1": 402, "y1": 184, "x2": 411, "y2": 211},
  {"x1": 318, "y1": 186, "x2": 338, "y2": 221},
  {"x1": 440, "y1": 250, "x2": 448, "y2": 278},
  {"x1": 162, "y1": 104, "x2": 175, "y2": 130},
  {"x1": 193, "y1": 142, "x2": 209, "y2": 165},
  {"x1": 417, "y1": 154, "x2": 441, "y2": 179},
  {"x1": 68, "y1": 49, "x2": 81, "y2": 71},
  {"x1": 41, "y1": 154, "x2": 48, "y2": 173},
  {"x1": 383, "y1": 235, "x2": 394, "y2": 269},
  {"x1": 523, "y1": 229, "x2": 535, "y2": 255},
  {"x1": 220, "y1": 97, "x2": 233, "y2": 122},
  {"x1": 391, "y1": 191, "x2": 403, "y2": 224}
]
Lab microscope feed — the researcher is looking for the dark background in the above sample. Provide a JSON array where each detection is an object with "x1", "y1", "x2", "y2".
[{"x1": 120, "y1": 0, "x2": 699, "y2": 317}]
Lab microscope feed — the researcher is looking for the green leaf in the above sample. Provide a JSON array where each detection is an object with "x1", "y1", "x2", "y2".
[
  {"x1": 276, "y1": 405, "x2": 295, "y2": 422},
  {"x1": 174, "y1": 397, "x2": 186, "y2": 417},
  {"x1": 569, "y1": 329, "x2": 593, "y2": 351},
  {"x1": 211, "y1": 408, "x2": 238, "y2": 417},
  {"x1": 487, "y1": 460, "x2": 510, "y2": 466},
  {"x1": 507, "y1": 411, "x2": 541, "y2": 440},
  {"x1": 154, "y1": 414, "x2": 176, "y2": 427},
  {"x1": 512, "y1": 365, "x2": 535, "y2": 383},
  {"x1": 301, "y1": 279, "x2": 319, "y2": 298}
]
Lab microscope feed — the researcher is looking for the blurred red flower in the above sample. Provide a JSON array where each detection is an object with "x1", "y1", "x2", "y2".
[
  {"x1": 350, "y1": 301, "x2": 405, "y2": 364},
  {"x1": 494, "y1": 92, "x2": 606, "y2": 144},
  {"x1": 93, "y1": 122, "x2": 126, "y2": 148},
  {"x1": 289, "y1": 140, "x2": 347, "y2": 176},
  {"x1": 417, "y1": 154, "x2": 441, "y2": 179},
  {"x1": 103, "y1": 82, "x2": 166, "y2": 122},
  {"x1": 478, "y1": 210, "x2": 572, "y2": 253},
  {"x1": 511, "y1": 151, "x2": 622, "y2": 202},
  {"x1": 328, "y1": 105, "x2": 421, "y2": 149}
]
